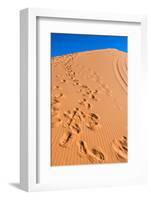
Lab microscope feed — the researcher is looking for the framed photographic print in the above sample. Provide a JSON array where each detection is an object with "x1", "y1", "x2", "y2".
[{"x1": 20, "y1": 8, "x2": 147, "y2": 191}]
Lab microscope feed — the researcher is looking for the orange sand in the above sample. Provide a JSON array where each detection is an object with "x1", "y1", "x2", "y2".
[{"x1": 51, "y1": 49, "x2": 128, "y2": 166}]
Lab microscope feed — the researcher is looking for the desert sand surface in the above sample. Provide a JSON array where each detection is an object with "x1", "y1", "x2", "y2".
[{"x1": 51, "y1": 48, "x2": 128, "y2": 166}]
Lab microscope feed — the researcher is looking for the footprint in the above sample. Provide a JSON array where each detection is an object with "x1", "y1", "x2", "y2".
[
  {"x1": 59, "y1": 131, "x2": 73, "y2": 148},
  {"x1": 71, "y1": 123, "x2": 81, "y2": 134},
  {"x1": 53, "y1": 85, "x2": 60, "y2": 89},
  {"x1": 54, "y1": 93, "x2": 64, "y2": 99},
  {"x1": 87, "y1": 103, "x2": 91, "y2": 109},
  {"x1": 89, "y1": 148, "x2": 105, "y2": 163},
  {"x1": 78, "y1": 99, "x2": 91, "y2": 109},
  {"x1": 81, "y1": 85, "x2": 88, "y2": 89},
  {"x1": 91, "y1": 94, "x2": 97, "y2": 101},
  {"x1": 77, "y1": 140, "x2": 89, "y2": 156},
  {"x1": 86, "y1": 121, "x2": 97, "y2": 130},
  {"x1": 73, "y1": 82, "x2": 79, "y2": 86},
  {"x1": 52, "y1": 91, "x2": 64, "y2": 107},
  {"x1": 68, "y1": 70, "x2": 75, "y2": 76},
  {"x1": 52, "y1": 98, "x2": 61, "y2": 105},
  {"x1": 52, "y1": 106, "x2": 59, "y2": 112},
  {"x1": 93, "y1": 89, "x2": 98, "y2": 94},
  {"x1": 52, "y1": 118, "x2": 62, "y2": 128},
  {"x1": 60, "y1": 79, "x2": 66, "y2": 83},
  {"x1": 77, "y1": 140, "x2": 105, "y2": 163},
  {"x1": 78, "y1": 100, "x2": 85, "y2": 106},
  {"x1": 63, "y1": 111, "x2": 71, "y2": 119},
  {"x1": 86, "y1": 113, "x2": 99, "y2": 130},
  {"x1": 79, "y1": 111, "x2": 86, "y2": 119},
  {"x1": 90, "y1": 113, "x2": 99, "y2": 120},
  {"x1": 112, "y1": 136, "x2": 128, "y2": 161},
  {"x1": 73, "y1": 79, "x2": 79, "y2": 83}
]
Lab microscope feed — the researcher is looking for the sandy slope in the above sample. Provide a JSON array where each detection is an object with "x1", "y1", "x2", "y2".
[{"x1": 51, "y1": 49, "x2": 128, "y2": 166}]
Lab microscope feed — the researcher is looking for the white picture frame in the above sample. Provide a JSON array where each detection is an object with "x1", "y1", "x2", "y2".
[{"x1": 20, "y1": 8, "x2": 147, "y2": 192}]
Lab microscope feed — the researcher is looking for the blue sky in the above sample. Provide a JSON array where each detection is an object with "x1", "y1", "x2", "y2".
[{"x1": 51, "y1": 33, "x2": 128, "y2": 57}]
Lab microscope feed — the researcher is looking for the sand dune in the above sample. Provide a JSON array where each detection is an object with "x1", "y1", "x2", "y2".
[{"x1": 51, "y1": 49, "x2": 128, "y2": 166}]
